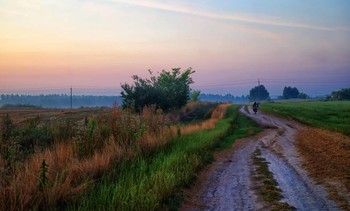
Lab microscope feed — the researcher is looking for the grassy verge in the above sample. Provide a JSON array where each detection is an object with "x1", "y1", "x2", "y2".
[
  {"x1": 261, "y1": 101, "x2": 350, "y2": 136},
  {"x1": 217, "y1": 107, "x2": 261, "y2": 150},
  {"x1": 252, "y1": 149, "x2": 294, "y2": 211},
  {"x1": 67, "y1": 105, "x2": 260, "y2": 210}
]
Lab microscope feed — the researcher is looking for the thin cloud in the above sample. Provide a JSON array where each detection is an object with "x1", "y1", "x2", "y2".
[
  {"x1": 207, "y1": 19, "x2": 283, "y2": 42},
  {"x1": 111, "y1": 0, "x2": 347, "y2": 32}
]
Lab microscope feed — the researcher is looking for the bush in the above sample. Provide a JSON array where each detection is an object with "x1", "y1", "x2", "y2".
[
  {"x1": 282, "y1": 86, "x2": 299, "y2": 99},
  {"x1": 121, "y1": 68, "x2": 195, "y2": 112}
]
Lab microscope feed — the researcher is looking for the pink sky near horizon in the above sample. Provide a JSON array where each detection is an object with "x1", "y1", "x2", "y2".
[{"x1": 1, "y1": 0, "x2": 350, "y2": 96}]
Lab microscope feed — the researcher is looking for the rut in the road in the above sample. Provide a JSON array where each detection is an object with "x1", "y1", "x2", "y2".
[{"x1": 181, "y1": 106, "x2": 339, "y2": 211}]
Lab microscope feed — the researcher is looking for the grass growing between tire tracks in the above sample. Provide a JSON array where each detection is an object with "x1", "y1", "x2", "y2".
[
  {"x1": 67, "y1": 105, "x2": 261, "y2": 210},
  {"x1": 252, "y1": 149, "x2": 294, "y2": 211}
]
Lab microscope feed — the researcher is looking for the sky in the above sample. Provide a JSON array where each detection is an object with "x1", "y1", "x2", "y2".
[{"x1": 0, "y1": 0, "x2": 350, "y2": 97}]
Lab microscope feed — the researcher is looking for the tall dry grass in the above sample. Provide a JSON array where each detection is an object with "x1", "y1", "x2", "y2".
[
  {"x1": 179, "y1": 103, "x2": 230, "y2": 135},
  {"x1": 0, "y1": 103, "x2": 230, "y2": 210},
  {"x1": 0, "y1": 138, "x2": 132, "y2": 210}
]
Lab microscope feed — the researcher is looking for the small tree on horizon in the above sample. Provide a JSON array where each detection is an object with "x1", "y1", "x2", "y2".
[
  {"x1": 249, "y1": 85, "x2": 270, "y2": 102},
  {"x1": 282, "y1": 86, "x2": 300, "y2": 99}
]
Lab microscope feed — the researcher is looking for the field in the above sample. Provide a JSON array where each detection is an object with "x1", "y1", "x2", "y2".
[
  {"x1": 261, "y1": 100, "x2": 350, "y2": 136},
  {"x1": 261, "y1": 100, "x2": 350, "y2": 209},
  {"x1": 0, "y1": 102, "x2": 260, "y2": 210},
  {"x1": 0, "y1": 107, "x2": 109, "y2": 125}
]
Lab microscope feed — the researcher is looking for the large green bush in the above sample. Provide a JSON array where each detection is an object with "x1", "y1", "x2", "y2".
[{"x1": 121, "y1": 68, "x2": 195, "y2": 112}]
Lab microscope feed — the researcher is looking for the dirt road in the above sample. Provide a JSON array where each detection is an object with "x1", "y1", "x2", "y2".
[{"x1": 182, "y1": 106, "x2": 339, "y2": 210}]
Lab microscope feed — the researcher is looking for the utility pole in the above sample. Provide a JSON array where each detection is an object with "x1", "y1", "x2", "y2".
[
  {"x1": 257, "y1": 79, "x2": 260, "y2": 102},
  {"x1": 70, "y1": 86, "x2": 73, "y2": 109}
]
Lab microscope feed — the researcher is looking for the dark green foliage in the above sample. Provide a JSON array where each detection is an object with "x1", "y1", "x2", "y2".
[
  {"x1": 282, "y1": 86, "x2": 300, "y2": 99},
  {"x1": 52, "y1": 120, "x2": 77, "y2": 141},
  {"x1": 280, "y1": 86, "x2": 309, "y2": 99},
  {"x1": 298, "y1": 92, "x2": 309, "y2": 99},
  {"x1": 121, "y1": 68, "x2": 195, "y2": 112},
  {"x1": 329, "y1": 88, "x2": 350, "y2": 100},
  {"x1": 19, "y1": 117, "x2": 54, "y2": 154},
  {"x1": 0, "y1": 115, "x2": 19, "y2": 166},
  {"x1": 249, "y1": 85, "x2": 270, "y2": 102},
  {"x1": 39, "y1": 159, "x2": 49, "y2": 192},
  {"x1": 109, "y1": 109, "x2": 146, "y2": 147},
  {"x1": 0, "y1": 104, "x2": 43, "y2": 110},
  {"x1": 1, "y1": 114, "x2": 14, "y2": 142},
  {"x1": 73, "y1": 119, "x2": 110, "y2": 159},
  {"x1": 1, "y1": 115, "x2": 55, "y2": 164},
  {"x1": 79, "y1": 120, "x2": 96, "y2": 158}
]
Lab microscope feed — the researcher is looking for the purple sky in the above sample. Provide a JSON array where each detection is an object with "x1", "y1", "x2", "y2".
[{"x1": 1, "y1": 0, "x2": 349, "y2": 96}]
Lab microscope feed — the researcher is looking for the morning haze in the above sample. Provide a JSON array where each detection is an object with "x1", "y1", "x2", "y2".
[{"x1": 1, "y1": 0, "x2": 349, "y2": 96}]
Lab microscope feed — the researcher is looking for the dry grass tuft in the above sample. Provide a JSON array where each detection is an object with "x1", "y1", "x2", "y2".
[
  {"x1": 297, "y1": 128, "x2": 350, "y2": 209},
  {"x1": 179, "y1": 103, "x2": 230, "y2": 135}
]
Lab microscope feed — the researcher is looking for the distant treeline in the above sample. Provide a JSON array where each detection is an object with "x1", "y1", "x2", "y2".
[
  {"x1": 199, "y1": 94, "x2": 249, "y2": 103},
  {"x1": 0, "y1": 94, "x2": 122, "y2": 108},
  {"x1": 0, "y1": 93, "x2": 248, "y2": 109}
]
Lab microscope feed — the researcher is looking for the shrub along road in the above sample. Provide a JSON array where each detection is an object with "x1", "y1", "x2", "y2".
[{"x1": 182, "y1": 106, "x2": 340, "y2": 210}]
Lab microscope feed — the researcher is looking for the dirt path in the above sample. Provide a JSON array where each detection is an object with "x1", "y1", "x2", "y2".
[{"x1": 181, "y1": 106, "x2": 339, "y2": 211}]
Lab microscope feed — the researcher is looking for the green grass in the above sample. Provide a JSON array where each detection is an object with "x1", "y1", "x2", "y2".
[
  {"x1": 218, "y1": 108, "x2": 262, "y2": 150},
  {"x1": 252, "y1": 149, "x2": 294, "y2": 211},
  {"x1": 261, "y1": 101, "x2": 350, "y2": 136},
  {"x1": 67, "y1": 105, "x2": 261, "y2": 210}
]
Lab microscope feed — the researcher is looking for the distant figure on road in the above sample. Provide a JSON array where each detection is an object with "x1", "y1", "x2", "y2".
[{"x1": 252, "y1": 102, "x2": 258, "y2": 114}]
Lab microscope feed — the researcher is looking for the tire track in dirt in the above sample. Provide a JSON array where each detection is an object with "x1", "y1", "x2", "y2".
[{"x1": 181, "y1": 106, "x2": 339, "y2": 211}]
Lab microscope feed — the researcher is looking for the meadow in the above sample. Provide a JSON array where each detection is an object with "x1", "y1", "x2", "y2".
[
  {"x1": 261, "y1": 100, "x2": 350, "y2": 136},
  {"x1": 0, "y1": 102, "x2": 260, "y2": 210}
]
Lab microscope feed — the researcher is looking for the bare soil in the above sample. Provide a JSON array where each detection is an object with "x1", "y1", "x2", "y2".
[
  {"x1": 297, "y1": 128, "x2": 350, "y2": 210},
  {"x1": 181, "y1": 106, "x2": 342, "y2": 210}
]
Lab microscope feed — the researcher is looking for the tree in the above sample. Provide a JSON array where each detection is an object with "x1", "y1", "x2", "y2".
[
  {"x1": 298, "y1": 92, "x2": 309, "y2": 99},
  {"x1": 249, "y1": 85, "x2": 270, "y2": 102},
  {"x1": 329, "y1": 88, "x2": 350, "y2": 100},
  {"x1": 282, "y1": 86, "x2": 300, "y2": 99},
  {"x1": 121, "y1": 68, "x2": 195, "y2": 112}
]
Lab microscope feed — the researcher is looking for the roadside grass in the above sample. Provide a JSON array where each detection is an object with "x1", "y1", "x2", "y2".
[
  {"x1": 0, "y1": 103, "x2": 224, "y2": 210},
  {"x1": 68, "y1": 105, "x2": 261, "y2": 210},
  {"x1": 261, "y1": 101, "x2": 350, "y2": 136},
  {"x1": 252, "y1": 149, "x2": 294, "y2": 211},
  {"x1": 217, "y1": 108, "x2": 262, "y2": 150}
]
